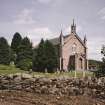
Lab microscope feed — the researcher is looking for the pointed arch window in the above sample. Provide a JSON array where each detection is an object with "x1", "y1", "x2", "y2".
[{"x1": 72, "y1": 43, "x2": 77, "y2": 54}]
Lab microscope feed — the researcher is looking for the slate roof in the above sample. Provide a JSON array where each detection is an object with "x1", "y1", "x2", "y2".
[
  {"x1": 49, "y1": 37, "x2": 60, "y2": 45},
  {"x1": 49, "y1": 34, "x2": 70, "y2": 45},
  {"x1": 49, "y1": 34, "x2": 86, "y2": 47}
]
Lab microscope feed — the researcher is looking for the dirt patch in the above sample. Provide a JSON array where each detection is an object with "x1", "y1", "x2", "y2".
[{"x1": 0, "y1": 91, "x2": 105, "y2": 105}]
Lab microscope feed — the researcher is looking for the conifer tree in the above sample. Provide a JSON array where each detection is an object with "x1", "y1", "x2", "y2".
[
  {"x1": 33, "y1": 39, "x2": 58, "y2": 72},
  {"x1": 16, "y1": 37, "x2": 33, "y2": 70},
  {"x1": 33, "y1": 39, "x2": 46, "y2": 72},
  {"x1": 0, "y1": 37, "x2": 10, "y2": 65},
  {"x1": 44, "y1": 40, "x2": 58, "y2": 72},
  {"x1": 11, "y1": 32, "x2": 22, "y2": 53}
]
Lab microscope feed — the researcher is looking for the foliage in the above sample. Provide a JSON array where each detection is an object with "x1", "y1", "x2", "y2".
[
  {"x1": 16, "y1": 59, "x2": 32, "y2": 70},
  {"x1": 88, "y1": 59, "x2": 102, "y2": 69},
  {"x1": 0, "y1": 37, "x2": 10, "y2": 65},
  {"x1": 44, "y1": 40, "x2": 58, "y2": 72},
  {"x1": 33, "y1": 39, "x2": 58, "y2": 72},
  {"x1": 11, "y1": 32, "x2": 22, "y2": 53},
  {"x1": 9, "y1": 49, "x2": 16, "y2": 62},
  {"x1": 101, "y1": 45, "x2": 105, "y2": 68},
  {"x1": 94, "y1": 45, "x2": 105, "y2": 77},
  {"x1": 33, "y1": 39, "x2": 46, "y2": 72},
  {"x1": 69, "y1": 65, "x2": 75, "y2": 71},
  {"x1": 16, "y1": 37, "x2": 33, "y2": 70},
  {"x1": 94, "y1": 69, "x2": 105, "y2": 77}
]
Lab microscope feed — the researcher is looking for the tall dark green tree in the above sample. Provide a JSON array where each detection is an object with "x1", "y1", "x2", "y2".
[
  {"x1": 16, "y1": 37, "x2": 33, "y2": 70},
  {"x1": 44, "y1": 40, "x2": 58, "y2": 72},
  {"x1": 11, "y1": 32, "x2": 22, "y2": 53},
  {"x1": 33, "y1": 39, "x2": 58, "y2": 72},
  {"x1": 33, "y1": 39, "x2": 46, "y2": 72},
  {"x1": 0, "y1": 37, "x2": 10, "y2": 65}
]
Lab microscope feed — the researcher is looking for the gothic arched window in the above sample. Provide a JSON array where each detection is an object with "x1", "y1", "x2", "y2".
[{"x1": 72, "y1": 43, "x2": 77, "y2": 54}]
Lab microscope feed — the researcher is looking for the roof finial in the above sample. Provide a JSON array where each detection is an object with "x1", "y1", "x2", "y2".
[
  {"x1": 73, "y1": 19, "x2": 75, "y2": 26},
  {"x1": 71, "y1": 19, "x2": 76, "y2": 34},
  {"x1": 60, "y1": 29, "x2": 63, "y2": 36},
  {"x1": 84, "y1": 34, "x2": 87, "y2": 45},
  {"x1": 84, "y1": 34, "x2": 87, "y2": 41}
]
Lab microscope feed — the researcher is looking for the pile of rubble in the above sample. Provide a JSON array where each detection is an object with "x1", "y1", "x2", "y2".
[{"x1": 0, "y1": 73, "x2": 105, "y2": 99}]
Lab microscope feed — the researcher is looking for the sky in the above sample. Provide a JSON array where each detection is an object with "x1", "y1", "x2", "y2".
[{"x1": 0, "y1": 0, "x2": 105, "y2": 61}]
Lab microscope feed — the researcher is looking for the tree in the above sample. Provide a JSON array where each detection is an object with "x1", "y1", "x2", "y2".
[
  {"x1": 16, "y1": 37, "x2": 33, "y2": 70},
  {"x1": 101, "y1": 45, "x2": 105, "y2": 61},
  {"x1": 33, "y1": 39, "x2": 58, "y2": 72},
  {"x1": 44, "y1": 40, "x2": 58, "y2": 72},
  {"x1": 16, "y1": 59, "x2": 32, "y2": 71},
  {"x1": 33, "y1": 39, "x2": 46, "y2": 72},
  {"x1": 0, "y1": 37, "x2": 10, "y2": 65},
  {"x1": 11, "y1": 32, "x2": 22, "y2": 53},
  {"x1": 95, "y1": 45, "x2": 105, "y2": 77},
  {"x1": 100, "y1": 45, "x2": 105, "y2": 70}
]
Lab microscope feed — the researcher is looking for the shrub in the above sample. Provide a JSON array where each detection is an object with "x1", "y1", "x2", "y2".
[
  {"x1": 94, "y1": 68, "x2": 105, "y2": 78},
  {"x1": 16, "y1": 59, "x2": 32, "y2": 70}
]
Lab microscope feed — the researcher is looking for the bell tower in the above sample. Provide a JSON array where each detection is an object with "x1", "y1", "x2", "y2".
[{"x1": 71, "y1": 19, "x2": 76, "y2": 34}]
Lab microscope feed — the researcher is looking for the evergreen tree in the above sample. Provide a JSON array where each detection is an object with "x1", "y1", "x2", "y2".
[
  {"x1": 33, "y1": 39, "x2": 46, "y2": 72},
  {"x1": 33, "y1": 39, "x2": 58, "y2": 72},
  {"x1": 44, "y1": 40, "x2": 58, "y2": 72},
  {"x1": 0, "y1": 37, "x2": 10, "y2": 65},
  {"x1": 11, "y1": 32, "x2": 22, "y2": 53},
  {"x1": 16, "y1": 37, "x2": 33, "y2": 70}
]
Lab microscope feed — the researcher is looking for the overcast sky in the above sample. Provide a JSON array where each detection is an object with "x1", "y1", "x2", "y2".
[{"x1": 0, "y1": 0, "x2": 105, "y2": 60}]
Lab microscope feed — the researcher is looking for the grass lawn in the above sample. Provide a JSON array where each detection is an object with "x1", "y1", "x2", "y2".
[
  {"x1": 32, "y1": 71, "x2": 93, "y2": 78},
  {"x1": 0, "y1": 64, "x2": 26, "y2": 75},
  {"x1": 0, "y1": 64, "x2": 93, "y2": 78}
]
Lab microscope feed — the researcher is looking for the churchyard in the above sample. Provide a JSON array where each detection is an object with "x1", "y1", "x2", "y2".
[{"x1": 0, "y1": 64, "x2": 93, "y2": 78}]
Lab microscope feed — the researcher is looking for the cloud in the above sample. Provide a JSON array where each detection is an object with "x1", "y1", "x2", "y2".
[
  {"x1": 98, "y1": 7, "x2": 105, "y2": 20},
  {"x1": 37, "y1": 0, "x2": 52, "y2": 4},
  {"x1": 27, "y1": 27, "x2": 54, "y2": 45},
  {"x1": 88, "y1": 41, "x2": 102, "y2": 60},
  {"x1": 87, "y1": 35, "x2": 105, "y2": 61},
  {"x1": 13, "y1": 8, "x2": 35, "y2": 25}
]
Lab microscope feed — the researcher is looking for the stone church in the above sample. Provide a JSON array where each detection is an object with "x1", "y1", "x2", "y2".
[{"x1": 50, "y1": 20, "x2": 88, "y2": 71}]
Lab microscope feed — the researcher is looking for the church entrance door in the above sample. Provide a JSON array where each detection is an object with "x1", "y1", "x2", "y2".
[
  {"x1": 79, "y1": 58, "x2": 83, "y2": 70},
  {"x1": 68, "y1": 55, "x2": 75, "y2": 70}
]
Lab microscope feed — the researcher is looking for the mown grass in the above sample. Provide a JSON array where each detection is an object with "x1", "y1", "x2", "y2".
[
  {"x1": 0, "y1": 64, "x2": 26, "y2": 75},
  {"x1": 0, "y1": 64, "x2": 93, "y2": 78},
  {"x1": 32, "y1": 71, "x2": 93, "y2": 78}
]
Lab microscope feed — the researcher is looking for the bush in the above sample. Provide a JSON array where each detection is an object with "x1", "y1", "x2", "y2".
[
  {"x1": 94, "y1": 68, "x2": 105, "y2": 78},
  {"x1": 16, "y1": 59, "x2": 32, "y2": 70}
]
